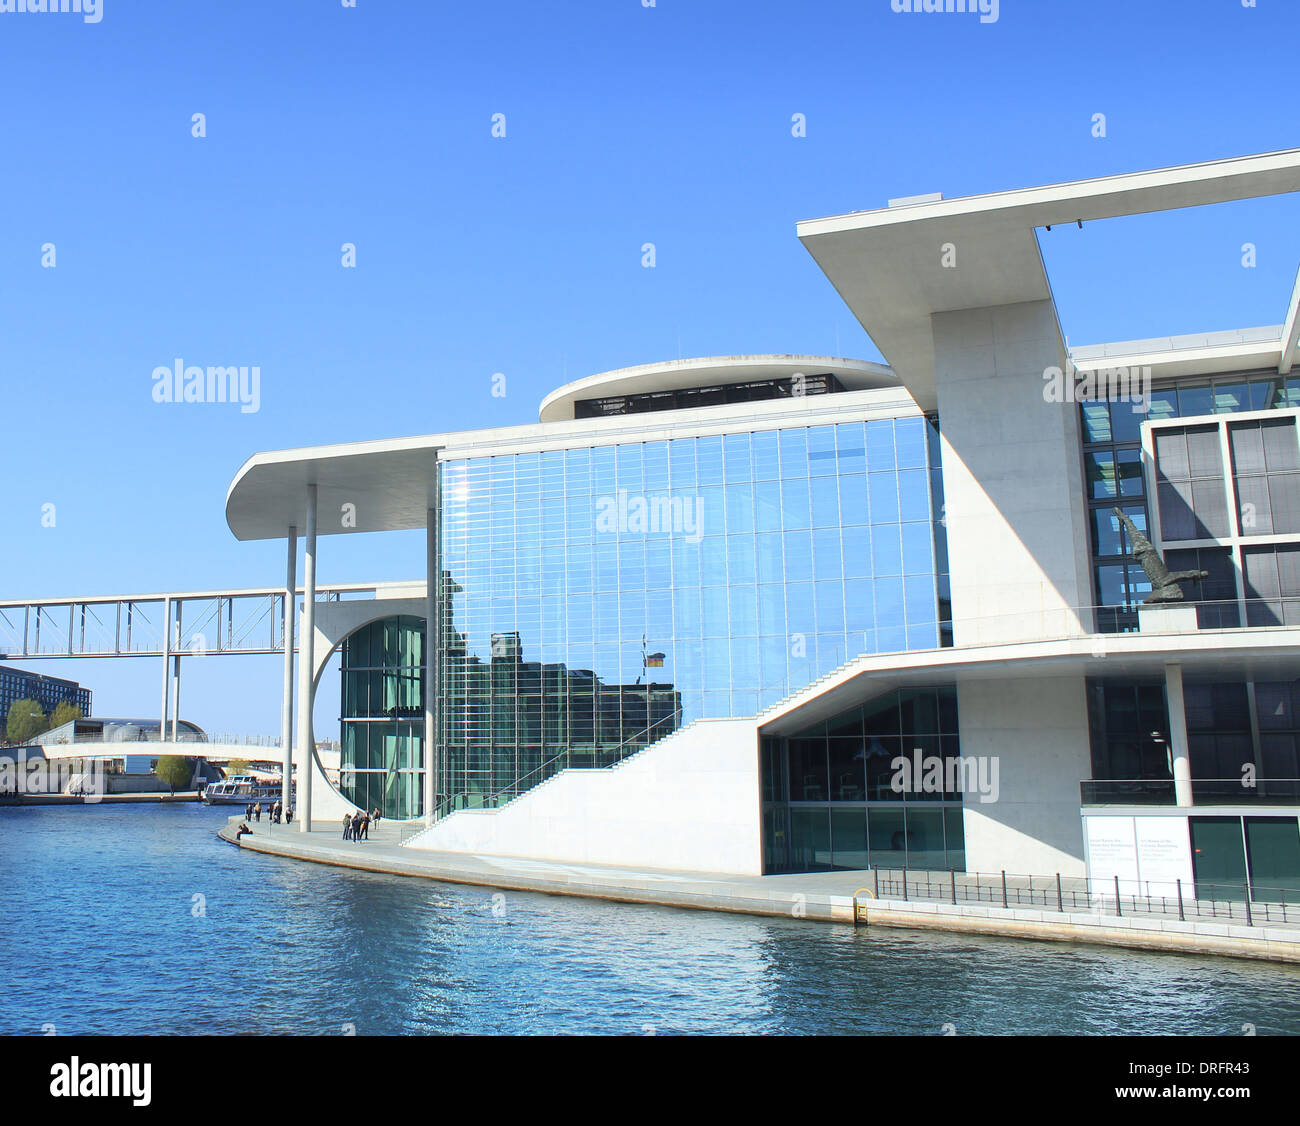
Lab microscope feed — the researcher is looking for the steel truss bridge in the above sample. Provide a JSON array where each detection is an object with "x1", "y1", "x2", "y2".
[{"x1": 0, "y1": 581, "x2": 419, "y2": 660}]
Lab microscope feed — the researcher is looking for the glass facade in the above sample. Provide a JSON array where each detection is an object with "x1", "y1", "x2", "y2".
[
  {"x1": 338, "y1": 615, "x2": 426, "y2": 819},
  {"x1": 761, "y1": 687, "x2": 966, "y2": 874},
  {"x1": 436, "y1": 417, "x2": 947, "y2": 813},
  {"x1": 1190, "y1": 815, "x2": 1300, "y2": 902},
  {"x1": 1080, "y1": 369, "x2": 1300, "y2": 629},
  {"x1": 1085, "y1": 677, "x2": 1300, "y2": 804}
]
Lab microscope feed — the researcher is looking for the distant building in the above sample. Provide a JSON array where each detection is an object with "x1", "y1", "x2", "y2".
[
  {"x1": 36, "y1": 717, "x2": 220, "y2": 792},
  {"x1": 0, "y1": 666, "x2": 92, "y2": 728},
  {"x1": 40, "y1": 716, "x2": 206, "y2": 746}
]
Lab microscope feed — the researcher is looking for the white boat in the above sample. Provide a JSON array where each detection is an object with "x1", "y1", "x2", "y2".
[{"x1": 201, "y1": 774, "x2": 289, "y2": 806}]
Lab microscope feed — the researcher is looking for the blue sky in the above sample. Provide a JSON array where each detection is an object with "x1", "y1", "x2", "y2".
[{"x1": 2, "y1": 0, "x2": 1298, "y2": 736}]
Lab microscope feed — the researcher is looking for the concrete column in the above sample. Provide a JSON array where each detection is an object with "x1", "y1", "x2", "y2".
[
  {"x1": 171, "y1": 656, "x2": 181, "y2": 742},
  {"x1": 170, "y1": 603, "x2": 182, "y2": 742},
  {"x1": 931, "y1": 302, "x2": 1095, "y2": 645},
  {"x1": 296, "y1": 485, "x2": 318, "y2": 831},
  {"x1": 159, "y1": 596, "x2": 171, "y2": 734},
  {"x1": 1166, "y1": 662, "x2": 1193, "y2": 808},
  {"x1": 424, "y1": 489, "x2": 440, "y2": 825},
  {"x1": 281, "y1": 526, "x2": 297, "y2": 811}
]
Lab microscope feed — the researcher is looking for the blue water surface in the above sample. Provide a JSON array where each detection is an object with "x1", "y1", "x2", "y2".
[{"x1": 3, "y1": 803, "x2": 1300, "y2": 1036}]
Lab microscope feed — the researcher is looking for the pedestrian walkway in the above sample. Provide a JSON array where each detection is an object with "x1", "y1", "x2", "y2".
[{"x1": 218, "y1": 817, "x2": 1300, "y2": 964}]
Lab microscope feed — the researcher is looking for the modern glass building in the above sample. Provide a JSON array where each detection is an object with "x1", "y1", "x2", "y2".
[
  {"x1": 225, "y1": 150, "x2": 1300, "y2": 900},
  {"x1": 328, "y1": 367, "x2": 948, "y2": 821},
  {"x1": 434, "y1": 415, "x2": 947, "y2": 814}
]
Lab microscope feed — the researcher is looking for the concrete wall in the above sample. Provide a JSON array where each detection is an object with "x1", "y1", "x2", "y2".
[
  {"x1": 403, "y1": 718, "x2": 765, "y2": 875},
  {"x1": 958, "y1": 675, "x2": 1091, "y2": 877},
  {"x1": 932, "y1": 301, "x2": 1096, "y2": 644}
]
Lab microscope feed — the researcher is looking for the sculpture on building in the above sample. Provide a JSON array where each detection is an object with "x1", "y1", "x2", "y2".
[{"x1": 1111, "y1": 507, "x2": 1208, "y2": 603}]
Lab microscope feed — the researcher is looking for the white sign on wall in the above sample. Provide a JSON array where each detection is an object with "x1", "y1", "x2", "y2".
[
  {"x1": 1084, "y1": 816, "x2": 1138, "y2": 890},
  {"x1": 1133, "y1": 816, "x2": 1195, "y2": 898},
  {"x1": 1085, "y1": 815, "x2": 1194, "y2": 899}
]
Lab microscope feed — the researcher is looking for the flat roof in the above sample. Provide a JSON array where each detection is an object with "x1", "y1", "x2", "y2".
[
  {"x1": 226, "y1": 357, "x2": 909, "y2": 541},
  {"x1": 537, "y1": 354, "x2": 897, "y2": 422},
  {"x1": 798, "y1": 149, "x2": 1300, "y2": 407},
  {"x1": 760, "y1": 627, "x2": 1300, "y2": 735},
  {"x1": 226, "y1": 434, "x2": 446, "y2": 542}
]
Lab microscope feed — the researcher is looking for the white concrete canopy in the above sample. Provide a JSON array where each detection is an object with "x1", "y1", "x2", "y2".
[
  {"x1": 798, "y1": 148, "x2": 1300, "y2": 407},
  {"x1": 1070, "y1": 326, "x2": 1288, "y2": 381},
  {"x1": 226, "y1": 436, "x2": 446, "y2": 541}
]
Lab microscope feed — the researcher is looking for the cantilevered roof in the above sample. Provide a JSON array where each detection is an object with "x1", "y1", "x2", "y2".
[
  {"x1": 798, "y1": 149, "x2": 1300, "y2": 406},
  {"x1": 226, "y1": 435, "x2": 446, "y2": 541},
  {"x1": 227, "y1": 355, "x2": 898, "y2": 542},
  {"x1": 538, "y1": 354, "x2": 897, "y2": 422}
]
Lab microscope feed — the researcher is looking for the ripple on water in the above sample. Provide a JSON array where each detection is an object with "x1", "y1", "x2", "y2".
[{"x1": 5, "y1": 803, "x2": 1300, "y2": 1035}]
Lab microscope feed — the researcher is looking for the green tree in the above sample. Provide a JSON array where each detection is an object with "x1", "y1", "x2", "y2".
[
  {"x1": 6, "y1": 699, "x2": 47, "y2": 745},
  {"x1": 48, "y1": 701, "x2": 83, "y2": 731},
  {"x1": 226, "y1": 757, "x2": 250, "y2": 775},
  {"x1": 154, "y1": 755, "x2": 193, "y2": 794}
]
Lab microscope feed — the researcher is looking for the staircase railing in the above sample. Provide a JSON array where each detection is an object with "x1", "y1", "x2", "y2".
[{"x1": 430, "y1": 708, "x2": 685, "y2": 820}]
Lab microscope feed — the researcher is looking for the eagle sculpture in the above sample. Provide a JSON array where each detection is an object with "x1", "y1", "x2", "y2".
[{"x1": 1111, "y1": 507, "x2": 1208, "y2": 603}]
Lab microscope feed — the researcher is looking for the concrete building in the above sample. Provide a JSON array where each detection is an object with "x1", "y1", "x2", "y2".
[
  {"x1": 225, "y1": 150, "x2": 1300, "y2": 904},
  {"x1": 0, "y1": 665, "x2": 91, "y2": 728}
]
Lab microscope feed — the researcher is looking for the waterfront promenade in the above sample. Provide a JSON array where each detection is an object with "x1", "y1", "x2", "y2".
[{"x1": 221, "y1": 817, "x2": 1300, "y2": 965}]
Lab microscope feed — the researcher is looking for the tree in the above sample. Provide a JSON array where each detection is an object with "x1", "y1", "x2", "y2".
[
  {"x1": 48, "y1": 701, "x2": 83, "y2": 731},
  {"x1": 155, "y1": 755, "x2": 193, "y2": 795},
  {"x1": 226, "y1": 757, "x2": 250, "y2": 775},
  {"x1": 6, "y1": 699, "x2": 47, "y2": 745}
]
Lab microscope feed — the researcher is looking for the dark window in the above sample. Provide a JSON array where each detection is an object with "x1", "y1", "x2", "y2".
[{"x1": 573, "y1": 374, "x2": 846, "y2": 418}]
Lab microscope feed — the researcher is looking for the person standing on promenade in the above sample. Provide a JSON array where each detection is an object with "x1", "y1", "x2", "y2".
[
  {"x1": 254, "y1": 802, "x2": 262, "y2": 822},
  {"x1": 351, "y1": 811, "x2": 363, "y2": 842},
  {"x1": 285, "y1": 805, "x2": 293, "y2": 825},
  {"x1": 359, "y1": 810, "x2": 370, "y2": 841},
  {"x1": 342, "y1": 811, "x2": 353, "y2": 841}
]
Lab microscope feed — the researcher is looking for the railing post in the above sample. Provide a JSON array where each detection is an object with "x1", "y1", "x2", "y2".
[
  {"x1": 873, "y1": 868, "x2": 879, "y2": 900},
  {"x1": 1000, "y1": 870, "x2": 1008, "y2": 910},
  {"x1": 950, "y1": 869, "x2": 957, "y2": 905},
  {"x1": 1176, "y1": 878, "x2": 1185, "y2": 922},
  {"x1": 902, "y1": 868, "x2": 908, "y2": 901},
  {"x1": 1056, "y1": 873, "x2": 1063, "y2": 913},
  {"x1": 1114, "y1": 874, "x2": 1122, "y2": 917},
  {"x1": 1245, "y1": 891, "x2": 1253, "y2": 927}
]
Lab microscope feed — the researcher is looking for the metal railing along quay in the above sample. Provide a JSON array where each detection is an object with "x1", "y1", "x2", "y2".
[{"x1": 852, "y1": 867, "x2": 1300, "y2": 929}]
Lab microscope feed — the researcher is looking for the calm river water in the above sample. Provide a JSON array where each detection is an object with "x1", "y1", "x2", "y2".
[{"x1": 4, "y1": 803, "x2": 1300, "y2": 1036}]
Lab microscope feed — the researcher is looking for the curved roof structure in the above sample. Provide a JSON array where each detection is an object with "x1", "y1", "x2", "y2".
[{"x1": 537, "y1": 354, "x2": 897, "y2": 422}]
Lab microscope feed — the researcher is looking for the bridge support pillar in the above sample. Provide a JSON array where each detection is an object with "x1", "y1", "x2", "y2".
[{"x1": 159, "y1": 596, "x2": 171, "y2": 734}]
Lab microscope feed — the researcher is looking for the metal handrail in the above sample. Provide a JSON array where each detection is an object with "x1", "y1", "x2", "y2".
[
  {"x1": 432, "y1": 708, "x2": 684, "y2": 819},
  {"x1": 849, "y1": 866, "x2": 1300, "y2": 928},
  {"x1": 1081, "y1": 778, "x2": 1300, "y2": 804}
]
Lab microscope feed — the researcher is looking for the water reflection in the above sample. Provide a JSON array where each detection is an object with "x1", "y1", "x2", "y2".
[{"x1": 4, "y1": 804, "x2": 1300, "y2": 1035}]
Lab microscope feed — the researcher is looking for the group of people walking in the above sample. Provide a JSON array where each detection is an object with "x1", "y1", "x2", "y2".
[
  {"x1": 245, "y1": 800, "x2": 292, "y2": 825},
  {"x1": 342, "y1": 808, "x2": 381, "y2": 842}
]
